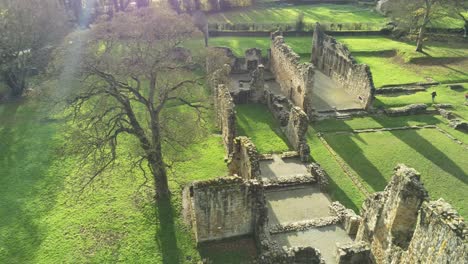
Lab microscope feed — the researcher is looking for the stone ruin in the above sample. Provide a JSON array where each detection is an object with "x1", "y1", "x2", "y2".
[
  {"x1": 312, "y1": 23, "x2": 375, "y2": 110},
  {"x1": 208, "y1": 49, "x2": 311, "y2": 161},
  {"x1": 269, "y1": 32, "x2": 315, "y2": 117},
  {"x1": 183, "y1": 160, "x2": 468, "y2": 263}
]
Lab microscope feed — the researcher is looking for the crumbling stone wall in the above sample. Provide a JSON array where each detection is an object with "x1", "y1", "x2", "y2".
[
  {"x1": 269, "y1": 32, "x2": 314, "y2": 115},
  {"x1": 284, "y1": 106, "x2": 310, "y2": 162},
  {"x1": 356, "y1": 164, "x2": 468, "y2": 264},
  {"x1": 185, "y1": 176, "x2": 264, "y2": 243},
  {"x1": 211, "y1": 47, "x2": 267, "y2": 73},
  {"x1": 209, "y1": 65, "x2": 237, "y2": 156},
  {"x1": 228, "y1": 136, "x2": 261, "y2": 180},
  {"x1": 312, "y1": 23, "x2": 375, "y2": 109},
  {"x1": 264, "y1": 90, "x2": 311, "y2": 161},
  {"x1": 400, "y1": 199, "x2": 467, "y2": 264}
]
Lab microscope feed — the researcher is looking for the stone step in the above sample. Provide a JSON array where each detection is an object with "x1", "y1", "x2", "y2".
[
  {"x1": 262, "y1": 173, "x2": 316, "y2": 189},
  {"x1": 266, "y1": 185, "x2": 333, "y2": 227},
  {"x1": 271, "y1": 224, "x2": 354, "y2": 264},
  {"x1": 269, "y1": 216, "x2": 340, "y2": 234}
]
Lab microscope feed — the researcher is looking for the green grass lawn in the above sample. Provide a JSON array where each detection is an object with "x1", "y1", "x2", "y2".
[
  {"x1": 375, "y1": 84, "x2": 468, "y2": 120},
  {"x1": 307, "y1": 127, "x2": 366, "y2": 213},
  {"x1": 335, "y1": 36, "x2": 468, "y2": 87},
  {"x1": 206, "y1": 36, "x2": 312, "y2": 57},
  {"x1": 323, "y1": 128, "x2": 468, "y2": 218},
  {"x1": 207, "y1": 4, "x2": 387, "y2": 26},
  {"x1": 236, "y1": 104, "x2": 291, "y2": 154},
  {"x1": 0, "y1": 100, "x2": 230, "y2": 263}
]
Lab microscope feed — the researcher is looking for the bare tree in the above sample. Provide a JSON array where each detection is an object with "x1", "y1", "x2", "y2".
[
  {"x1": 65, "y1": 7, "x2": 205, "y2": 199},
  {"x1": 387, "y1": 0, "x2": 463, "y2": 51},
  {"x1": 0, "y1": 0, "x2": 68, "y2": 98}
]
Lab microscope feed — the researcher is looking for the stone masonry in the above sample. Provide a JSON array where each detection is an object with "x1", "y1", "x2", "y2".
[
  {"x1": 270, "y1": 32, "x2": 315, "y2": 116},
  {"x1": 311, "y1": 23, "x2": 375, "y2": 109},
  {"x1": 354, "y1": 164, "x2": 468, "y2": 264},
  {"x1": 228, "y1": 136, "x2": 261, "y2": 181},
  {"x1": 209, "y1": 64, "x2": 237, "y2": 156},
  {"x1": 184, "y1": 176, "x2": 264, "y2": 243}
]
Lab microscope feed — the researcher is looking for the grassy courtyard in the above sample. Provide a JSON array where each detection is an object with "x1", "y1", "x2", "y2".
[{"x1": 236, "y1": 104, "x2": 291, "y2": 154}]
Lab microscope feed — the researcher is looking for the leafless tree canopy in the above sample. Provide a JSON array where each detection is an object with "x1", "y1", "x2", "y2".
[{"x1": 65, "y1": 7, "x2": 206, "y2": 199}]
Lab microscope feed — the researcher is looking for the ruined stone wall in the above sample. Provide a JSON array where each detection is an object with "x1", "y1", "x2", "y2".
[
  {"x1": 269, "y1": 33, "x2": 314, "y2": 115},
  {"x1": 399, "y1": 199, "x2": 467, "y2": 264},
  {"x1": 209, "y1": 65, "x2": 236, "y2": 156},
  {"x1": 264, "y1": 90, "x2": 311, "y2": 161},
  {"x1": 228, "y1": 136, "x2": 261, "y2": 180},
  {"x1": 211, "y1": 47, "x2": 267, "y2": 73},
  {"x1": 312, "y1": 23, "x2": 375, "y2": 109},
  {"x1": 355, "y1": 164, "x2": 468, "y2": 264},
  {"x1": 284, "y1": 106, "x2": 310, "y2": 162},
  {"x1": 186, "y1": 177, "x2": 263, "y2": 243}
]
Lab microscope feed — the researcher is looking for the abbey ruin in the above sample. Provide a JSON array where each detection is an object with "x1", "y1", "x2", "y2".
[{"x1": 182, "y1": 24, "x2": 467, "y2": 264}]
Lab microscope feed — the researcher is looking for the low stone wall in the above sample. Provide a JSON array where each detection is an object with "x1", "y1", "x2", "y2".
[
  {"x1": 211, "y1": 47, "x2": 267, "y2": 73},
  {"x1": 228, "y1": 136, "x2": 261, "y2": 180},
  {"x1": 210, "y1": 65, "x2": 237, "y2": 156},
  {"x1": 330, "y1": 202, "x2": 361, "y2": 236},
  {"x1": 355, "y1": 164, "x2": 467, "y2": 264},
  {"x1": 336, "y1": 242, "x2": 372, "y2": 264},
  {"x1": 184, "y1": 176, "x2": 264, "y2": 243},
  {"x1": 269, "y1": 32, "x2": 315, "y2": 115},
  {"x1": 384, "y1": 104, "x2": 427, "y2": 117},
  {"x1": 311, "y1": 23, "x2": 375, "y2": 109}
]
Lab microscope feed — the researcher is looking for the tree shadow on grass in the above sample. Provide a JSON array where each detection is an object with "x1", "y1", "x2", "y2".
[
  {"x1": 0, "y1": 102, "x2": 62, "y2": 263},
  {"x1": 155, "y1": 197, "x2": 182, "y2": 264},
  {"x1": 322, "y1": 119, "x2": 388, "y2": 193},
  {"x1": 371, "y1": 116, "x2": 467, "y2": 184}
]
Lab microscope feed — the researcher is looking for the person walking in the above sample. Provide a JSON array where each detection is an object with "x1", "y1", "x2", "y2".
[{"x1": 431, "y1": 91, "x2": 437, "y2": 103}]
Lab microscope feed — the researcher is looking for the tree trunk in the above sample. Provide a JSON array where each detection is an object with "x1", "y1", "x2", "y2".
[
  {"x1": 4, "y1": 70, "x2": 25, "y2": 98},
  {"x1": 149, "y1": 150, "x2": 170, "y2": 199},
  {"x1": 149, "y1": 116, "x2": 170, "y2": 199},
  {"x1": 464, "y1": 20, "x2": 467, "y2": 38},
  {"x1": 416, "y1": 25, "x2": 426, "y2": 52},
  {"x1": 416, "y1": 0, "x2": 431, "y2": 53},
  {"x1": 204, "y1": 24, "x2": 209, "y2": 47}
]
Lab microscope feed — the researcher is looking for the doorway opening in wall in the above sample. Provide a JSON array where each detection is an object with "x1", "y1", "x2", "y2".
[{"x1": 247, "y1": 60, "x2": 258, "y2": 71}]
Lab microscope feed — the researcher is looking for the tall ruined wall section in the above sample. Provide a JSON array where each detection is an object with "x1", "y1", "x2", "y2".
[
  {"x1": 209, "y1": 64, "x2": 236, "y2": 156},
  {"x1": 269, "y1": 33, "x2": 314, "y2": 116},
  {"x1": 312, "y1": 23, "x2": 375, "y2": 109},
  {"x1": 184, "y1": 177, "x2": 264, "y2": 243},
  {"x1": 228, "y1": 136, "x2": 261, "y2": 180},
  {"x1": 355, "y1": 164, "x2": 468, "y2": 264}
]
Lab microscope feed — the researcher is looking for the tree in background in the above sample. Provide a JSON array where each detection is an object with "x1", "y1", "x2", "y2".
[
  {"x1": 193, "y1": 10, "x2": 209, "y2": 47},
  {"x1": 65, "y1": 7, "x2": 205, "y2": 199},
  {"x1": 386, "y1": 0, "x2": 466, "y2": 51},
  {"x1": 295, "y1": 12, "x2": 305, "y2": 32},
  {"x1": 0, "y1": 0, "x2": 68, "y2": 98}
]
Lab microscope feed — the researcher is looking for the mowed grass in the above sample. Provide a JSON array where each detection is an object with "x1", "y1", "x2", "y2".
[
  {"x1": 207, "y1": 36, "x2": 312, "y2": 57},
  {"x1": 335, "y1": 36, "x2": 468, "y2": 87},
  {"x1": 207, "y1": 4, "x2": 387, "y2": 25},
  {"x1": 236, "y1": 104, "x2": 291, "y2": 154},
  {"x1": 323, "y1": 128, "x2": 468, "y2": 218},
  {"x1": 0, "y1": 101, "x2": 229, "y2": 263},
  {"x1": 307, "y1": 127, "x2": 366, "y2": 213},
  {"x1": 375, "y1": 84, "x2": 468, "y2": 120}
]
